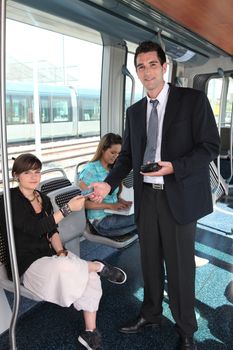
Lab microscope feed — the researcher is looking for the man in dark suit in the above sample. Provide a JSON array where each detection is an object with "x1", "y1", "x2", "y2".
[{"x1": 91, "y1": 41, "x2": 220, "y2": 350}]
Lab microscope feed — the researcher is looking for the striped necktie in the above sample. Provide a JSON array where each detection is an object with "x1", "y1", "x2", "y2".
[{"x1": 143, "y1": 99, "x2": 159, "y2": 164}]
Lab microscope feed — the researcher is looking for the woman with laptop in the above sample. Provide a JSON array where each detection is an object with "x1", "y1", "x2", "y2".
[{"x1": 79, "y1": 133, "x2": 137, "y2": 237}]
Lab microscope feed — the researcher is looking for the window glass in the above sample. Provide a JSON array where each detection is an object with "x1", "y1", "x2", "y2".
[
  {"x1": 52, "y1": 97, "x2": 71, "y2": 122},
  {"x1": 11, "y1": 95, "x2": 30, "y2": 124},
  {"x1": 78, "y1": 91, "x2": 100, "y2": 121},
  {"x1": 6, "y1": 96, "x2": 11, "y2": 124},
  {"x1": 207, "y1": 78, "x2": 223, "y2": 125},
  {"x1": 40, "y1": 97, "x2": 51, "y2": 123},
  {"x1": 226, "y1": 77, "x2": 233, "y2": 125},
  {"x1": 4, "y1": 14, "x2": 102, "y2": 183}
]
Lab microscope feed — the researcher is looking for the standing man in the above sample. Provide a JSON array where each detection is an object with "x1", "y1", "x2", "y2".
[{"x1": 91, "y1": 41, "x2": 220, "y2": 350}]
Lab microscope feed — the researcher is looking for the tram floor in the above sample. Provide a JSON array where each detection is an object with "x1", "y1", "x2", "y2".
[{"x1": 0, "y1": 224, "x2": 232, "y2": 350}]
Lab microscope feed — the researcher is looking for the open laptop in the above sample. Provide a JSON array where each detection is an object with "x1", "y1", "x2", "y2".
[
  {"x1": 104, "y1": 203, "x2": 134, "y2": 216},
  {"x1": 104, "y1": 184, "x2": 134, "y2": 216}
]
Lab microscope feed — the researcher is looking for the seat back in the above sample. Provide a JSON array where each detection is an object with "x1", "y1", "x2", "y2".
[
  {"x1": 0, "y1": 208, "x2": 8, "y2": 270},
  {"x1": 38, "y1": 177, "x2": 72, "y2": 194},
  {"x1": 210, "y1": 161, "x2": 228, "y2": 201},
  {"x1": 74, "y1": 160, "x2": 90, "y2": 186},
  {"x1": 0, "y1": 218, "x2": 10, "y2": 286},
  {"x1": 220, "y1": 127, "x2": 232, "y2": 158},
  {"x1": 120, "y1": 170, "x2": 134, "y2": 205},
  {"x1": 37, "y1": 168, "x2": 84, "y2": 255},
  {"x1": 122, "y1": 170, "x2": 134, "y2": 188},
  {"x1": 0, "y1": 219, "x2": 13, "y2": 334},
  {"x1": 48, "y1": 185, "x2": 86, "y2": 256},
  {"x1": 37, "y1": 167, "x2": 72, "y2": 194}
]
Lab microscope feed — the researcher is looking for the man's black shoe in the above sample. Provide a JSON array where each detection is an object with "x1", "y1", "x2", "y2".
[
  {"x1": 178, "y1": 336, "x2": 197, "y2": 350},
  {"x1": 119, "y1": 315, "x2": 160, "y2": 334}
]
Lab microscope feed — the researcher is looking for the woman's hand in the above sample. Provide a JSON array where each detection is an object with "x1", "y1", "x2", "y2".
[
  {"x1": 118, "y1": 198, "x2": 132, "y2": 206},
  {"x1": 109, "y1": 200, "x2": 131, "y2": 211},
  {"x1": 50, "y1": 232, "x2": 67, "y2": 257},
  {"x1": 68, "y1": 196, "x2": 85, "y2": 212}
]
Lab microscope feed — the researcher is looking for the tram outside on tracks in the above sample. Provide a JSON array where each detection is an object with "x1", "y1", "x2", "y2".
[
  {"x1": 0, "y1": 1, "x2": 233, "y2": 350},
  {"x1": 6, "y1": 82, "x2": 101, "y2": 142}
]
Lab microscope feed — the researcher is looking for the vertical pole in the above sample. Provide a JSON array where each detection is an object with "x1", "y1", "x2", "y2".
[
  {"x1": 33, "y1": 56, "x2": 41, "y2": 158},
  {"x1": 0, "y1": 2, "x2": 20, "y2": 349}
]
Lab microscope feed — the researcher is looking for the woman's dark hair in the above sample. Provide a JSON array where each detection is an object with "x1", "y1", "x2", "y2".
[
  {"x1": 91, "y1": 133, "x2": 122, "y2": 162},
  {"x1": 12, "y1": 153, "x2": 42, "y2": 177},
  {"x1": 134, "y1": 41, "x2": 166, "y2": 67}
]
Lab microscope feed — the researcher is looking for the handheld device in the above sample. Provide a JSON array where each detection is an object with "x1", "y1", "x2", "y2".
[
  {"x1": 81, "y1": 187, "x2": 94, "y2": 197},
  {"x1": 140, "y1": 162, "x2": 162, "y2": 173}
]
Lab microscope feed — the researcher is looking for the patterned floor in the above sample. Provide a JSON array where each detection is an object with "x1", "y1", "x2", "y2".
[{"x1": 1, "y1": 221, "x2": 232, "y2": 350}]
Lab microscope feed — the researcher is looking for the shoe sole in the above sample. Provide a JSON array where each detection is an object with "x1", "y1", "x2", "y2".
[
  {"x1": 119, "y1": 323, "x2": 160, "y2": 334},
  {"x1": 78, "y1": 336, "x2": 93, "y2": 350},
  {"x1": 94, "y1": 260, "x2": 127, "y2": 284},
  {"x1": 108, "y1": 266, "x2": 127, "y2": 284}
]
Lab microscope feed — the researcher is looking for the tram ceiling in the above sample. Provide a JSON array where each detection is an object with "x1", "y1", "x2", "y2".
[
  {"x1": 10, "y1": 0, "x2": 231, "y2": 66},
  {"x1": 145, "y1": 0, "x2": 233, "y2": 57}
]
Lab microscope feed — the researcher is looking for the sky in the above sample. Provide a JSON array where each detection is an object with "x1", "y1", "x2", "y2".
[{"x1": 6, "y1": 19, "x2": 103, "y2": 89}]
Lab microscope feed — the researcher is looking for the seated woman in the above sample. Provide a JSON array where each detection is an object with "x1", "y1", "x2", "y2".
[
  {"x1": 79, "y1": 133, "x2": 137, "y2": 237},
  {"x1": 0, "y1": 153, "x2": 127, "y2": 350}
]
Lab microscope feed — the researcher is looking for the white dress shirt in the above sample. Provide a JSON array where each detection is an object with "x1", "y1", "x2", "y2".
[{"x1": 144, "y1": 82, "x2": 170, "y2": 184}]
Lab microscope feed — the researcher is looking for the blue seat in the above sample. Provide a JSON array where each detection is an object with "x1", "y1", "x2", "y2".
[
  {"x1": 47, "y1": 185, "x2": 86, "y2": 256},
  {"x1": 37, "y1": 168, "x2": 72, "y2": 194}
]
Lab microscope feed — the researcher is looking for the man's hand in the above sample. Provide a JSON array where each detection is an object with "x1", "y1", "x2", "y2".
[
  {"x1": 140, "y1": 161, "x2": 174, "y2": 177},
  {"x1": 89, "y1": 182, "x2": 111, "y2": 203}
]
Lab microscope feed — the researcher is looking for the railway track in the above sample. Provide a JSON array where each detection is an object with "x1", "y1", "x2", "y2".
[
  {"x1": 7, "y1": 137, "x2": 99, "y2": 156},
  {"x1": 0, "y1": 137, "x2": 100, "y2": 185}
]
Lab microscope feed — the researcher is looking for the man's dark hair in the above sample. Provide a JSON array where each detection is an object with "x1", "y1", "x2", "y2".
[{"x1": 134, "y1": 41, "x2": 166, "y2": 67}]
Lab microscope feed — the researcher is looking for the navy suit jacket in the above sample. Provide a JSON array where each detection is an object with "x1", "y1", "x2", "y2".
[{"x1": 105, "y1": 84, "x2": 220, "y2": 224}]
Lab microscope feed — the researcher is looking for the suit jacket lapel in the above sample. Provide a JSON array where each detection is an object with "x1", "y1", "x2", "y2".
[
  {"x1": 140, "y1": 97, "x2": 147, "y2": 135},
  {"x1": 138, "y1": 97, "x2": 147, "y2": 155},
  {"x1": 162, "y1": 85, "x2": 181, "y2": 137}
]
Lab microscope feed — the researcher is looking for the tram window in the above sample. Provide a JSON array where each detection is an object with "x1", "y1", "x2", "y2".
[
  {"x1": 40, "y1": 96, "x2": 51, "y2": 123},
  {"x1": 126, "y1": 51, "x2": 144, "y2": 108},
  {"x1": 77, "y1": 90, "x2": 100, "y2": 122},
  {"x1": 226, "y1": 77, "x2": 233, "y2": 125},
  {"x1": 7, "y1": 95, "x2": 32, "y2": 124},
  {"x1": 6, "y1": 96, "x2": 11, "y2": 124},
  {"x1": 207, "y1": 77, "x2": 233, "y2": 127},
  {"x1": 207, "y1": 78, "x2": 223, "y2": 124},
  {"x1": 52, "y1": 97, "x2": 72, "y2": 122},
  {"x1": 12, "y1": 96, "x2": 27, "y2": 124},
  {"x1": 5, "y1": 12, "x2": 102, "y2": 178},
  {"x1": 81, "y1": 100, "x2": 100, "y2": 121}
]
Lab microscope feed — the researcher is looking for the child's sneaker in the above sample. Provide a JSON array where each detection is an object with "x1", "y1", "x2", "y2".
[
  {"x1": 78, "y1": 329, "x2": 103, "y2": 350},
  {"x1": 96, "y1": 260, "x2": 127, "y2": 284}
]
